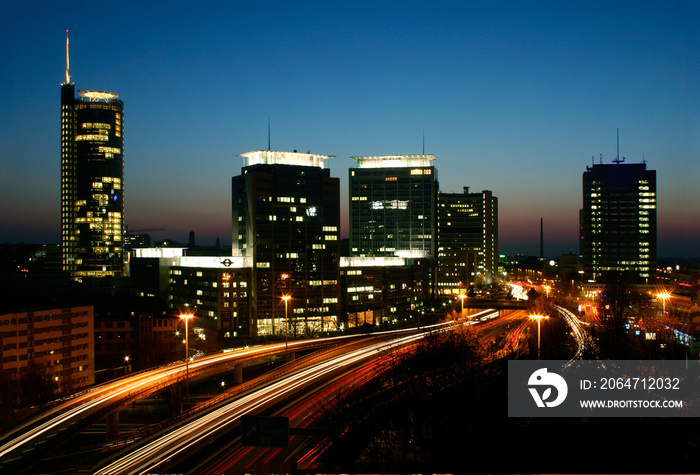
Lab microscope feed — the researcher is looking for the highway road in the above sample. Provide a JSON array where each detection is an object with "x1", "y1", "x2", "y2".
[
  {"x1": 0, "y1": 332, "x2": 373, "y2": 473},
  {"x1": 2, "y1": 305, "x2": 593, "y2": 474},
  {"x1": 93, "y1": 326, "x2": 434, "y2": 474},
  {"x1": 195, "y1": 309, "x2": 531, "y2": 474},
  {"x1": 94, "y1": 310, "x2": 524, "y2": 474},
  {"x1": 198, "y1": 344, "x2": 412, "y2": 474},
  {"x1": 555, "y1": 304, "x2": 601, "y2": 363}
]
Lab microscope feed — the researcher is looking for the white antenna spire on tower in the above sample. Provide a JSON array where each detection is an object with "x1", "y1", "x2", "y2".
[{"x1": 65, "y1": 30, "x2": 71, "y2": 84}]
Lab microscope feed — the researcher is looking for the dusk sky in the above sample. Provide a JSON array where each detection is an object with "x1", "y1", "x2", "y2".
[{"x1": 2, "y1": 0, "x2": 698, "y2": 258}]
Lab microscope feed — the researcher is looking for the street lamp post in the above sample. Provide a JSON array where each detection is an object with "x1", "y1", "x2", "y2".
[
  {"x1": 282, "y1": 295, "x2": 291, "y2": 360},
  {"x1": 529, "y1": 314, "x2": 549, "y2": 359},
  {"x1": 180, "y1": 313, "x2": 194, "y2": 403},
  {"x1": 459, "y1": 294, "x2": 465, "y2": 319},
  {"x1": 657, "y1": 292, "x2": 671, "y2": 317}
]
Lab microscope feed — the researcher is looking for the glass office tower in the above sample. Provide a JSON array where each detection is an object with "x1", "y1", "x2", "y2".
[
  {"x1": 231, "y1": 150, "x2": 341, "y2": 336},
  {"x1": 61, "y1": 57, "x2": 124, "y2": 281},
  {"x1": 349, "y1": 155, "x2": 438, "y2": 261},
  {"x1": 580, "y1": 162, "x2": 656, "y2": 283},
  {"x1": 437, "y1": 187, "x2": 498, "y2": 293}
]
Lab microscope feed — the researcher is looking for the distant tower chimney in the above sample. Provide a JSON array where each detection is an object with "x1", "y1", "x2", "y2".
[
  {"x1": 463, "y1": 186, "x2": 470, "y2": 195},
  {"x1": 189, "y1": 231, "x2": 195, "y2": 247},
  {"x1": 540, "y1": 218, "x2": 544, "y2": 259}
]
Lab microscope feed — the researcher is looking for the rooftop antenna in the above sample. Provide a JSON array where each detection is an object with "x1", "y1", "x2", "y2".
[
  {"x1": 613, "y1": 128, "x2": 625, "y2": 164},
  {"x1": 65, "y1": 30, "x2": 71, "y2": 84}
]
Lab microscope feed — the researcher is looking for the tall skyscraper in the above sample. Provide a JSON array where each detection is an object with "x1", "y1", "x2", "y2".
[
  {"x1": 231, "y1": 150, "x2": 340, "y2": 336},
  {"x1": 437, "y1": 187, "x2": 498, "y2": 294},
  {"x1": 349, "y1": 155, "x2": 438, "y2": 260},
  {"x1": 580, "y1": 162, "x2": 656, "y2": 283},
  {"x1": 61, "y1": 32, "x2": 125, "y2": 281}
]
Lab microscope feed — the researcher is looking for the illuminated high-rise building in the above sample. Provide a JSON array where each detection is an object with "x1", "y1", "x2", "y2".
[
  {"x1": 437, "y1": 187, "x2": 498, "y2": 294},
  {"x1": 61, "y1": 32, "x2": 125, "y2": 281},
  {"x1": 349, "y1": 155, "x2": 438, "y2": 260},
  {"x1": 231, "y1": 150, "x2": 340, "y2": 336},
  {"x1": 580, "y1": 161, "x2": 656, "y2": 283}
]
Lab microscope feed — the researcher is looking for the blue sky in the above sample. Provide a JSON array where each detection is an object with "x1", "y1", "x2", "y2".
[{"x1": 1, "y1": 0, "x2": 698, "y2": 257}]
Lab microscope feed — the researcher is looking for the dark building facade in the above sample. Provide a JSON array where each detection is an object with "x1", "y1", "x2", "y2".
[
  {"x1": 580, "y1": 162, "x2": 656, "y2": 283},
  {"x1": 94, "y1": 312, "x2": 179, "y2": 378},
  {"x1": 218, "y1": 268, "x2": 253, "y2": 338},
  {"x1": 167, "y1": 261, "x2": 252, "y2": 338},
  {"x1": 169, "y1": 265, "x2": 221, "y2": 324},
  {"x1": 232, "y1": 150, "x2": 341, "y2": 336},
  {"x1": 1, "y1": 306, "x2": 95, "y2": 392},
  {"x1": 61, "y1": 38, "x2": 124, "y2": 281},
  {"x1": 349, "y1": 155, "x2": 438, "y2": 261},
  {"x1": 340, "y1": 257, "x2": 432, "y2": 327},
  {"x1": 437, "y1": 187, "x2": 498, "y2": 294}
]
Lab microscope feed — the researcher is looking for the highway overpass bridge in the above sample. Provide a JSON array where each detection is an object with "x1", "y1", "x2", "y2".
[
  {"x1": 0, "y1": 329, "x2": 430, "y2": 473},
  {"x1": 462, "y1": 298, "x2": 527, "y2": 310}
]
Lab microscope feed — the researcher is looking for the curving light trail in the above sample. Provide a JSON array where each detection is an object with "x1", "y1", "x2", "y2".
[
  {"x1": 203, "y1": 349, "x2": 406, "y2": 474},
  {"x1": 507, "y1": 283, "x2": 529, "y2": 300},
  {"x1": 1, "y1": 313, "x2": 498, "y2": 473},
  {"x1": 0, "y1": 333, "x2": 380, "y2": 469},
  {"x1": 555, "y1": 304, "x2": 601, "y2": 364},
  {"x1": 94, "y1": 331, "x2": 431, "y2": 475},
  {"x1": 94, "y1": 312, "x2": 501, "y2": 474}
]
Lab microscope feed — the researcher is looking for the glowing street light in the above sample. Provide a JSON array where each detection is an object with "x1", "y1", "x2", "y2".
[
  {"x1": 180, "y1": 313, "x2": 194, "y2": 403},
  {"x1": 459, "y1": 294, "x2": 466, "y2": 318},
  {"x1": 657, "y1": 292, "x2": 671, "y2": 316},
  {"x1": 529, "y1": 314, "x2": 549, "y2": 359}
]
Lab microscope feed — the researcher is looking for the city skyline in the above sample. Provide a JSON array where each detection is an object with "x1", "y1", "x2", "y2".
[{"x1": 2, "y1": 1, "x2": 699, "y2": 257}]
